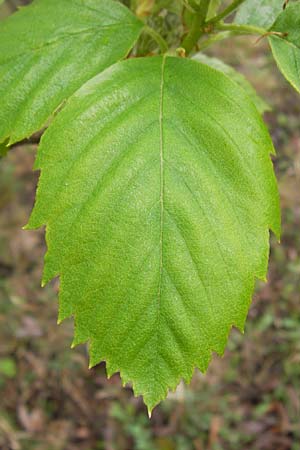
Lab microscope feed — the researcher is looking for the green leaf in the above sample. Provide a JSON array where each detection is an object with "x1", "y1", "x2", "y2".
[
  {"x1": 193, "y1": 53, "x2": 270, "y2": 114},
  {"x1": 207, "y1": 0, "x2": 221, "y2": 20},
  {"x1": 269, "y1": 3, "x2": 300, "y2": 93},
  {"x1": 0, "y1": 140, "x2": 9, "y2": 157},
  {"x1": 27, "y1": 56, "x2": 280, "y2": 413},
  {"x1": 0, "y1": 0, "x2": 142, "y2": 145},
  {"x1": 235, "y1": 0, "x2": 284, "y2": 29}
]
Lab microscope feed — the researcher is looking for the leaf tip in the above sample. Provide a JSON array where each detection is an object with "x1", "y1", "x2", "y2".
[{"x1": 88, "y1": 353, "x2": 98, "y2": 370}]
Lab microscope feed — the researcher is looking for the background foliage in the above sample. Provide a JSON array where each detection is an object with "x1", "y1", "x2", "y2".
[{"x1": 0, "y1": 0, "x2": 299, "y2": 448}]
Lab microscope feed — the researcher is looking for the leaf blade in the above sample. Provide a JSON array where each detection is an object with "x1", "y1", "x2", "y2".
[
  {"x1": 269, "y1": 3, "x2": 300, "y2": 93},
  {"x1": 193, "y1": 53, "x2": 270, "y2": 114},
  {"x1": 0, "y1": 0, "x2": 142, "y2": 144},
  {"x1": 28, "y1": 56, "x2": 280, "y2": 412},
  {"x1": 235, "y1": 0, "x2": 284, "y2": 29}
]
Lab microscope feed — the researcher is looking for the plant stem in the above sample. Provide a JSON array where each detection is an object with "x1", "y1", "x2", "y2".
[
  {"x1": 197, "y1": 31, "x2": 232, "y2": 51},
  {"x1": 207, "y1": 0, "x2": 247, "y2": 24},
  {"x1": 215, "y1": 22, "x2": 267, "y2": 35},
  {"x1": 182, "y1": 0, "x2": 211, "y2": 54},
  {"x1": 144, "y1": 25, "x2": 169, "y2": 54},
  {"x1": 196, "y1": 25, "x2": 283, "y2": 53}
]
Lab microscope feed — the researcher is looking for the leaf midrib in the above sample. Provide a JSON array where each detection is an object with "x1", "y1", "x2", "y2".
[
  {"x1": 155, "y1": 55, "x2": 166, "y2": 358},
  {"x1": 158, "y1": 56, "x2": 166, "y2": 296}
]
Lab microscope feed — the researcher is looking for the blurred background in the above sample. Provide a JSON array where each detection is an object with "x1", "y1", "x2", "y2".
[{"x1": 0, "y1": 1, "x2": 300, "y2": 449}]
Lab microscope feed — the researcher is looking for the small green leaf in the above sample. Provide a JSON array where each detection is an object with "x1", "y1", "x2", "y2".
[
  {"x1": 27, "y1": 56, "x2": 280, "y2": 413},
  {"x1": 193, "y1": 53, "x2": 270, "y2": 114},
  {"x1": 269, "y1": 3, "x2": 300, "y2": 93},
  {"x1": 207, "y1": 0, "x2": 221, "y2": 20},
  {"x1": 235, "y1": 0, "x2": 284, "y2": 29},
  {"x1": 0, "y1": 0, "x2": 142, "y2": 145},
  {"x1": 0, "y1": 140, "x2": 9, "y2": 157}
]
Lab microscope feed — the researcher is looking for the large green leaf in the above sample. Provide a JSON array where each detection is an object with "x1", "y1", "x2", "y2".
[
  {"x1": 27, "y1": 55, "x2": 280, "y2": 413},
  {"x1": 0, "y1": 0, "x2": 142, "y2": 145},
  {"x1": 269, "y1": 3, "x2": 300, "y2": 93},
  {"x1": 193, "y1": 53, "x2": 270, "y2": 114},
  {"x1": 235, "y1": 0, "x2": 284, "y2": 29}
]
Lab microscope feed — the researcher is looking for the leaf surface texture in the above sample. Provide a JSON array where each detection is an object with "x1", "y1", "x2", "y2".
[
  {"x1": 28, "y1": 56, "x2": 280, "y2": 412},
  {"x1": 235, "y1": 0, "x2": 284, "y2": 28},
  {"x1": 0, "y1": 0, "x2": 142, "y2": 144},
  {"x1": 193, "y1": 53, "x2": 270, "y2": 114},
  {"x1": 269, "y1": 3, "x2": 300, "y2": 93}
]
